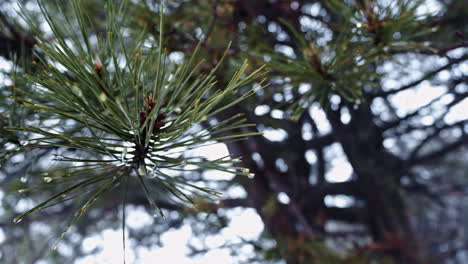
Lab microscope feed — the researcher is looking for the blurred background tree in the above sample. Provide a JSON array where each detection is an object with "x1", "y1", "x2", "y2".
[{"x1": 0, "y1": 0, "x2": 467, "y2": 263}]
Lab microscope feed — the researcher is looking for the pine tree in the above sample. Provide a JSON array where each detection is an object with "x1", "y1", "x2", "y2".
[{"x1": 0, "y1": 0, "x2": 467, "y2": 263}]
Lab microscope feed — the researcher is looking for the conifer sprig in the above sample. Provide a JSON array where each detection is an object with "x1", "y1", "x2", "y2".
[
  {"x1": 8, "y1": 0, "x2": 266, "y2": 243},
  {"x1": 266, "y1": 0, "x2": 435, "y2": 119}
]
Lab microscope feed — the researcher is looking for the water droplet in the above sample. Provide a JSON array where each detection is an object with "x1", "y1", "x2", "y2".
[
  {"x1": 42, "y1": 172, "x2": 49, "y2": 176},
  {"x1": 20, "y1": 176, "x2": 27, "y2": 183},
  {"x1": 74, "y1": 208, "x2": 86, "y2": 217},
  {"x1": 247, "y1": 173, "x2": 255, "y2": 178},
  {"x1": 44, "y1": 177, "x2": 53, "y2": 183},
  {"x1": 13, "y1": 216, "x2": 23, "y2": 223},
  {"x1": 18, "y1": 189, "x2": 26, "y2": 193},
  {"x1": 99, "y1": 92, "x2": 107, "y2": 102},
  {"x1": 153, "y1": 210, "x2": 165, "y2": 220},
  {"x1": 138, "y1": 164, "x2": 146, "y2": 175},
  {"x1": 50, "y1": 245, "x2": 57, "y2": 251},
  {"x1": 121, "y1": 148, "x2": 127, "y2": 163},
  {"x1": 241, "y1": 168, "x2": 250, "y2": 173}
]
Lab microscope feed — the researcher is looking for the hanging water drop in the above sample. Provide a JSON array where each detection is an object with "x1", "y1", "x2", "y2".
[
  {"x1": 121, "y1": 148, "x2": 127, "y2": 164},
  {"x1": 74, "y1": 208, "x2": 86, "y2": 217},
  {"x1": 13, "y1": 216, "x2": 23, "y2": 223},
  {"x1": 20, "y1": 176, "x2": 27, "y2": 183},
  {"x1": 99, "y1": 92, "x2": 107, "y2": 102},
  {"x1": 153, "y1": 210, "x2": 165, "y2": 220},
  {"x1": 44, "y1": 177, "x2": 53, "y2": 183},
  {"x1": 138, "y1": 164, "x2": 146, "y2": 175}
]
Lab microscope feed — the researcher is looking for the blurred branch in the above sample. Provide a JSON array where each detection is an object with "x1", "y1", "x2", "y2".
[
  {"x1": 374, "y1": 54, "x2": 468, "y2": 98},
  {"x1": 0, "y1": 11, "x2": 37, "y2": 61},
  {"x1": 202, "y1": 0, "x2": 218, "y2": 45},
  {"x1": 408, "y1": 119, "x2": 468, "y2": 162},
  {"x1": 410, "y1": 134, "x2": 468, "y2": 166}
]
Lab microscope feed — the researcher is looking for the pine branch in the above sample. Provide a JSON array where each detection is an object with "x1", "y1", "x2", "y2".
[{"x1": 7, "y1": 0, "x2": 266, "y2": 248}]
